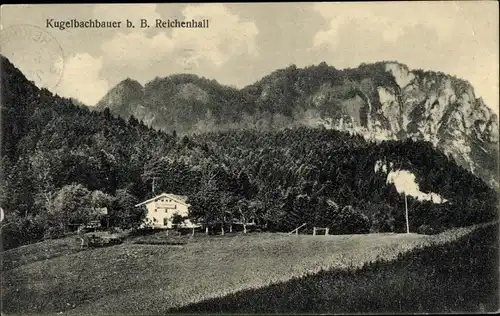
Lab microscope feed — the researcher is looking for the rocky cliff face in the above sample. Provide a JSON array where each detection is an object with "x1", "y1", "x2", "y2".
[
  {"x1": 94, "y1": 61, "x2": 498, "y2": 187},
  {"x1": 374, "y1": 63, "x2": 498, "y2": 187}
]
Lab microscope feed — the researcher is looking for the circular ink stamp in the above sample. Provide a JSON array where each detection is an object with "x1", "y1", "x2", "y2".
[{"x1": 0, "y1": 24, "x2": 64, "y2": 90}]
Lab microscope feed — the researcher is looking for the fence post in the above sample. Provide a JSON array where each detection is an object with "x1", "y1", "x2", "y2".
[
  {"x1": 325, "y1": 228, "x2": 329, "y2": 235},
  {"x1": 288, "y1": 223, "x2": 307, "y2": 236},
  {"x1": 313, "y1": 227, "x2": 316, "y2": 236}
]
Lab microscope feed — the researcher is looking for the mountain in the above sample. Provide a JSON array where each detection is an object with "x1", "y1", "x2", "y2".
[
  {"x1": 95, "y1": 62, "x2": 499, "y2": 187},
  {"x1": 1, "y1": 55, "x2": 497, "y2": 250},
  {"x1": 95, "y1": 74, "x2": 247, "y2": 135},
  {"x1": 95, "y1": 78, "x2": 144, "y2": 118}
]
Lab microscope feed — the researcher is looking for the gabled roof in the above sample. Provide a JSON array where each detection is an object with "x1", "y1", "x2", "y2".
[{"x1": 134, "y1": 193, "x2": 190, "y2": 207}]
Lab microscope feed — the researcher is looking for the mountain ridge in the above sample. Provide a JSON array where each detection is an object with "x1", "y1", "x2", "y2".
[{"x1": 95, "y1": 61, "x2": 499, "y2": 187}]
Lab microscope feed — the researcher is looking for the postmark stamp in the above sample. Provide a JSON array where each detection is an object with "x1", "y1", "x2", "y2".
[{"x1": 0, "y1": 24, "x2": 64, "y2": 90}]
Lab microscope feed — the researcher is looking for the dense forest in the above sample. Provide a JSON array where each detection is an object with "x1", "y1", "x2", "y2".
[{"x1": 1, "y1": 56, "x2": 497, "y2": 250}]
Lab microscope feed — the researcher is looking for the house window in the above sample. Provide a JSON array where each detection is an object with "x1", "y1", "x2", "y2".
[{"x1": 163, "y1": 218, "x2": 169, "y2": 226}]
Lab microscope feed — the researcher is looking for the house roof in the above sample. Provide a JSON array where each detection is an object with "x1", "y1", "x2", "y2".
[{"x1": 134, "y1": 193, "x2": 190, "y2": 207}]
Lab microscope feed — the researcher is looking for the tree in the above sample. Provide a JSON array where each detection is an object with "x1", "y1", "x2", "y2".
[
  {"x1": 1, "y1": 213, "x2": 48, "y2": 249},
  {"x1": 313, "y1": 198, "x2": 340, "y2": 228},
  {"x1": 219, "y1": 192, "x2": 237, "y2": 234},
  {"x1": 30, "y1": 150, "x2": 59, "y2": 217},
  {"x1": 51, "y1": 184, "x2": 93, "y2": 234},
  {"x1": 91, "y1": 190, "x2": 113, "y2": 227},
  {"x1": 251, "y1": 185, "x2": 288, "y2": 231},
  {"x1": 188, "y1": 190, "x2": 219, "y2": 235},
  {"x1": 171, "y1": 213, "x2": 185, "y2": 227},
  {"x1": 237, "y1": 199, "x2": 256, "y2": 234},
  {"x1": 188, "y1": 162, "x2": 224, "y2": 235},
  {"x1": 91, "y1": 190, "x2": 113, "y2": 208},
  {"x1": 330, "y1": 205, "x2": 371, "y2": 234},
  {"x1": 111, "y1": 189, "x2": 142, "y2": 229},
  {"x1": 128, "y1": 115, "x2": 139, "y2": 127},
  {"x1": 366, "y1": 203, "x2": 396, "y2": 233},
  {"x1": 103, "y1": 107, "x2": 112, "y2": 120}
]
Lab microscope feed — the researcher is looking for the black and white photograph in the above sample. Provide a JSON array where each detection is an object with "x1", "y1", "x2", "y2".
[{"x1": 1, "y1": 2, "x2": 499, "y2": 314}]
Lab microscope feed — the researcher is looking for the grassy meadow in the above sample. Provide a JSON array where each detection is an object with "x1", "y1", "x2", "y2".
[
  {"x1": 175, "y1": 222, "x2": 499, "y2": 314},
  {"x1": 1, "y1": 222, "x2": 497, "y2": 314}
]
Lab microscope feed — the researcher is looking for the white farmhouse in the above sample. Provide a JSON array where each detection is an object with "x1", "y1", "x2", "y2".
[{"x1": 135, "y1": 193, "x2": 197, "y2": 229}]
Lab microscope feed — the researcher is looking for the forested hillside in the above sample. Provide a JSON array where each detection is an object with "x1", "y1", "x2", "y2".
[
  {"x1": 1, "y1": 56, "x2": 497, "y2": 250},
  {"x1": 96, "y1": 61, "x2": 499, "y2": 187},
  {"x1": 1, "y1": 56, "x2": 180, "y2": 248},
  {"x1": 187, "y1": 128, "x2": 496, "y2": 234}
]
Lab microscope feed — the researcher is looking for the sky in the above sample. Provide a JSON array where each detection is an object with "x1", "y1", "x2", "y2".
[{"x1": 1, "y1": 3, "x2": 498, "y2": 115}]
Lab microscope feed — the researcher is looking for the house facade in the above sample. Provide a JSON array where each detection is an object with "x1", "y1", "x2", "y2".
[{"x1": 135, "y1": 193, "x2": 196, "y2": 229}]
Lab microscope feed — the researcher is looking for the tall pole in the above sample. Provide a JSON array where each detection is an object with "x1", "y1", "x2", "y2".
[
  {"x1": 405, "y1": 193, "x2": 409, "y2": 234},
  {"x1": 152, "y1": 177, "x2": 156, "y2": 195}
]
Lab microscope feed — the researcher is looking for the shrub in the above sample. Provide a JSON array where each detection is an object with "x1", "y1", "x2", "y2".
[
  {"x1": 368, "y1": 204, "x2": 396, "y2": 233},
  {"x1": 43, "y1": 226, "x2": 66, "y2": 240},
  {"x1": 129, "y1": 226, "x2": 156, "y2": 237},
  {"x1": 417, "y1": 225, "x2": 436, "y2": 235},
  {"x1": 330, "y1": 206, "x2": 371, "y2": 234}
]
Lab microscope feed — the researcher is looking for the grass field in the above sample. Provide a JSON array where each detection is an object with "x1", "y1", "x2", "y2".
[
  {"x1": 174, "y1": 222, "x2": 499, "y2": 314},
  {"x1": 1, "y1": 222, "x2": 496, "y2": 314}
]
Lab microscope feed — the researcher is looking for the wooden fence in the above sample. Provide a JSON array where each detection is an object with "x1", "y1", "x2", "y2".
[{"x1": 312, "y1": 227, "x2": 329, "y2": 235}]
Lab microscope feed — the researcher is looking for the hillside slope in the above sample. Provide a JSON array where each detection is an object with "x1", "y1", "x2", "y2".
[
  {"x1": 0, "y1": 55, "x2": 184, "y2": 249},
  {"x1": 2, "y1": 224, "x2": 493, "y2": 314},
  {"x1": 173, "y1": 222, "x2": 498, "y2": 314}
]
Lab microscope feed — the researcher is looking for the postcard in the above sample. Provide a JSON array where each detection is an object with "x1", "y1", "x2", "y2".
[{"x1": 1, "y1": 3, "x2": 498, "y2": 314}]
